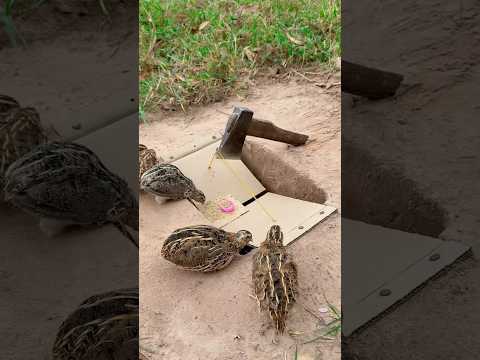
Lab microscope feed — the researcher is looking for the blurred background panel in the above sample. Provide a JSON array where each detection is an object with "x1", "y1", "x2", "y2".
[{"x1": 0, "y1": 1, "x2": 139, "y2": 359}]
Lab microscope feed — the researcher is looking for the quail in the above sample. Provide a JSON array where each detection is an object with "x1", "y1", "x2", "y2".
[
  {"x1": 140, "y1": 163, "x2": 205, "y2": 207},
  {"x1": 52, "y1": 287, "x2": 139, "y2": 360},
  {"x1": 3, "y1": 141, "x2": 139, "y2": 247},
  {"x1": 252, "y1": 225, "x2": 298, "y2": 335},
  {"x1": 162, "y1": 225, "x2": 252, "y2": 272}
]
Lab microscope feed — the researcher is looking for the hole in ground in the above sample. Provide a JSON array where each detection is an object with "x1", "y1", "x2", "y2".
[
  {"x1": 342, "y1": 143, "x2": 446, "y2": 237},
  {"x1": 241, "y1": 141, "x2": 327, "y2": 204}
]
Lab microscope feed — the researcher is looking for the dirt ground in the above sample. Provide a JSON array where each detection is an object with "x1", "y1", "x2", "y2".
[
  {"x1": 139, "y1": 73, "x2": 341, "y2": 360},
  {"x1": 343, "y1": 0, "x2": 480, "y2": 359},
  {"x1": 0, "y1": 0, "x2": 137, "y2": 140}
]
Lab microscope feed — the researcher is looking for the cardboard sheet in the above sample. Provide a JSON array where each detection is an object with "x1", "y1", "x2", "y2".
[
  {"x1": 223, "y1": 192, "x2": 337, "y2": 247},
  {"x1": 342, "y1": 219, "x2": 470, "y2": 336},
  {"x1": 76, "y1": 113, "x2": 139, "y2": 193},
  {"x1": 172, "y1": 140, "x2": 265, "y2": 204}
]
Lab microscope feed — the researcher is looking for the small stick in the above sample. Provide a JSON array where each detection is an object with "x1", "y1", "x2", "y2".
[
  {"x1": 215, "y1": 109, "x2": 231, "y2": 116},
  {"x1": 291, "y1": 69, "x2": 325, "y2": 87},
  {"x1": 207, "y1": 150, "x2": 217, "y2": 169},
  {"x1": 302, "y1": 305, "x2": 324, "y2": 323},
  {"x1": 301, "y1": 334, "x2": 335, "y2": 345},
  {"x1": 326, "y1": 82, "x2": 341, "y2": 90}
]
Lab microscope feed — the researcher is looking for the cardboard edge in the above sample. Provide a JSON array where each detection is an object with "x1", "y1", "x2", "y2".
[
  {"x1": 168, "y1": 134, "x2": 223, "y2": 162},
  {"x1": 285, "y1": 205, "x2": 337, "y2": 245},
  {"x1": 236, "y1": 192, "x2": 337, "y2": 247},
  {"x1": 342, "y1": 241, "x2": 470, "y2": 336}
]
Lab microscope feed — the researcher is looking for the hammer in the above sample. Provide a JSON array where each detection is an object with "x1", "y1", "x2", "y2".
[{"x1": 217, "y1": 107, "x2": 309, "y2": 159}]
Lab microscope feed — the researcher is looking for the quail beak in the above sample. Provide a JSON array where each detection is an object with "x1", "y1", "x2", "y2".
[
  {"x1": 187, "y1": 198, "x2": 200, "y2": 210},
  {"x1": 114, "y1": 221, "x2": 139, "y2": 249}
]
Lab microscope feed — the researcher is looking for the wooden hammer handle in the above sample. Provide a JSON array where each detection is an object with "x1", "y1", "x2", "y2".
[
  {"x1": 248, "y1": 118, "x2": 308, "y2": 146},
  {"x1": 342, "y1": 60, "x2": 403, "y2": 99}
]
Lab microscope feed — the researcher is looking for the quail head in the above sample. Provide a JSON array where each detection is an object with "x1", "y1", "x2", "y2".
[
  {"x1": 0, "y1": 95, "x2": 49, "y2": 193},
  {"x1": 138, "y1": 144, "x2": 159, "y2": 182},
  {"x1": 140, "y1": 163, "x2": 205, "y2": 206}
]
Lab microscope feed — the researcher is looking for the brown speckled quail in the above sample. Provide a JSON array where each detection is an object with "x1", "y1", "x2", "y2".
[
  {"x1": 52, "y1": 287, "x2": 138, "y2": 360},
  {"x1": 0, "y1": 95, "x2": 48, "y2": 189},
  {"x1": 140, "y1": 163, "x2": 205, "y2": 207},
  {"x1": 3, "y1": 141, "x2": 138, "y2": 247},
  {"x1": 162, "y1": 225, "x2": 252, "y2": 272},
  {"x1": 252, "y1": 225, "x2": 298, "y2": 335},
  {"x1": 138, "y1": 144, "x2": 161, "y2": 182}
]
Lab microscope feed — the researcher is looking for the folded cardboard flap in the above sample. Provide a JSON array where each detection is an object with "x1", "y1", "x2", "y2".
[
  {"x1": 170, "y1": 138, "x2": 337, "y2": 247},
  {"x1": 172, "y1": 140, "x2": 265, "y2": 204},
  {"x1": 223, "y1": 192, "x2": 336, "y2": 247}
]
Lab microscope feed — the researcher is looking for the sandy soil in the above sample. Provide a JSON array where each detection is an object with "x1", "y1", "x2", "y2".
[
  {"x1": 343, "y1": 0, "x2": 480, "y2": 359},
  {"x1": 139, "y1": 73, "x2": 341, "y2": 360}
]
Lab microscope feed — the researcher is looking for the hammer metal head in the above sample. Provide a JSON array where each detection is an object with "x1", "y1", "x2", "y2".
[{"x1": 217, "y1": 106, "x2": 253, "y2": 159}]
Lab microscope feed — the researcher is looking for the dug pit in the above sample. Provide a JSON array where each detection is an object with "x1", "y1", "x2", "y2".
[
  {"x1": 340, "y1": 143, "x2": 468, "y2": 337},
  {"x1": 241, "y1": 140, "x2": 328, "y2": 205},
  {"x1": 342, "y1": 143, "x2": 447, "y2": 237}
]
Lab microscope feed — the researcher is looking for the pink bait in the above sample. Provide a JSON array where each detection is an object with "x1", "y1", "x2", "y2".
[{"x1": 218, "y1": 199, "x2": 235, "y2": 213}]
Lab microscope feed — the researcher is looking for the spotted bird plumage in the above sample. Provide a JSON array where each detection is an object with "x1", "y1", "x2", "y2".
[{"x1": 162, "y1": 225, "x2": 252, "y2": 272}]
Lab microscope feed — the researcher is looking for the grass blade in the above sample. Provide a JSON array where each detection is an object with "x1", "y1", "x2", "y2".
[
  {"x1": 0, "y1": 12, "x2": 18, "y2": 47},
  {"x1": 99, "y1": 0, "x2": 109, "y2": 16}
]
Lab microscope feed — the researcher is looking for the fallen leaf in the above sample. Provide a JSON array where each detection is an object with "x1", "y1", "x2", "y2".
[
  {"x1": 286, "y1": 32, "x2": 305, "y2": 46},
  {"x1": 198, "y1": 21, "x2": 210, "y2": 31}
]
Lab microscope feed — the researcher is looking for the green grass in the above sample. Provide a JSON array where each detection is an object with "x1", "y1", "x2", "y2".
[
  {"x1": 1, "y1": 1, "x2": 60, "y2": 47},
  {"x1": 140, "y1": 0, "x2": 341, "y2": 113},
  {"x1": 1, "y1": 0, "x2": 28, "y2": 46},
  {"x1": 1, "y1": 0, "x2": 110, "y2": 47},
  {"x1": 302, "y1": 300, "x2": 342, "y2": 345},
  {"x1": 290, "y1": 299, "x2": 341, "y2": 358},
  {"x1": 322, "y1": 301, "x2": 341, "y2": 337}
]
